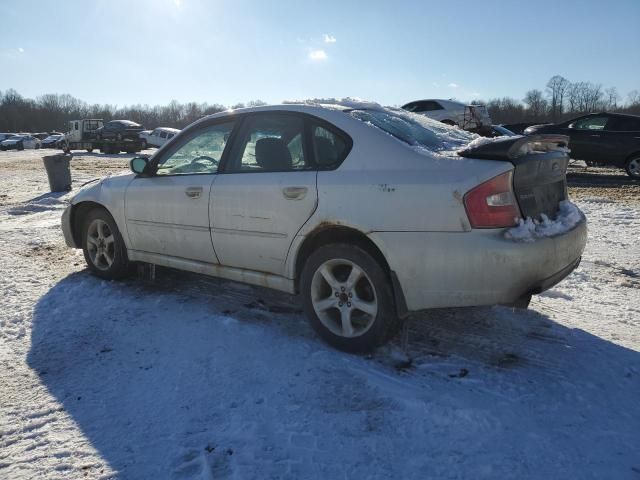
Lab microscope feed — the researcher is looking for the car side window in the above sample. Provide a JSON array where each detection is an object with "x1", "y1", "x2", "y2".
[
  {"x1": 160, "y1": 131, "x2": 168, "y2": 139},
  {"x1": 608, "y1": 117, "x2": 640, "y2": 132},
  {"x1": 311, "y1": 124, "x2": 349, "y2": 168},
  {"x1": 227, "y1": 114, "x2": 310, "y2": 173},
  {"x1": 155, "y1": 121, "x2": 235, "y2": 176},
  {"x1": 571, "y1": 116, "x2": 609, "y2": 130}
]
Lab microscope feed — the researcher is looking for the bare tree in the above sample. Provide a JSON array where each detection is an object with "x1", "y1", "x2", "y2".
[
  {"x1": 523, "y1": 89, "x2": 548, "y2": 121},
  {"x1": 627, "y1": 90, "x2": 640, "y2": 106},
  {"x1": 546, "y1": 75, "x2": 569, "y2": 122},
  {"x1": 605, "y1": 87, "x2": 619, "y2": 110}
]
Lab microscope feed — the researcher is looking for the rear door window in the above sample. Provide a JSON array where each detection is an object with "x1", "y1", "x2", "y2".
[
  {"x1": 226, "y1": 114, "x2": 310, "y2": 173},
  {"x1": 571, "y1": 116, "x2": 609, "y2": 130},
  {"x1": 608, "y1": 117, "x2": 640, "y2": 131}
]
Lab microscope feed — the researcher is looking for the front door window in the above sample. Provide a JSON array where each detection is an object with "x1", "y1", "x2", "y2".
[{"x1": 155, "y1": 121, "x2": 235, "y2": 176}]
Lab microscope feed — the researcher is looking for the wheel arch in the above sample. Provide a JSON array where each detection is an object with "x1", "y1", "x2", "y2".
[
  {"x1": 292, "y1": 225, "x2": 408, "y2": 317},
  {"x1": 69, "y1": 201, "x2": 115, "y2": 247},
  {"x1": 625, "y1": 151, "x2": 640, "y2": 163}
]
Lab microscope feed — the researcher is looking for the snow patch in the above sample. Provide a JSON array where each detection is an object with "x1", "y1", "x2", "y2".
[{"x1": 505, "y1": 201, "x2": 584, "y2": 242}]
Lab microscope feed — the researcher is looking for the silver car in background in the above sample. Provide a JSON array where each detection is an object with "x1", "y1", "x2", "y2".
[{"x1": 61, "y1": 103, "x2": 587, "y2": 352}]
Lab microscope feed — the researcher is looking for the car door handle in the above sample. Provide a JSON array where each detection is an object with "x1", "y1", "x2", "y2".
[
  {"x1": 590, "y1": 134, "x2": 600, "y2": 138},
  {"x1": 282, "y1": 186, "x2": 308, "y2": 200},
  {"x1": 185, "y1": 187, "x2": 203, "y2": 199}
]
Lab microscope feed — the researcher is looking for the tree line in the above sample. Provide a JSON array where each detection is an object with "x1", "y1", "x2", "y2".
[
  {"x1": 482, "y1": 75, "x2": 640, "y2": 125},
  {"x1": 0, "y1": 88, "x2": 267, "y2": 133},
  {"x1": 1, "y1": 75, "x2": 639, "y2": 133}
]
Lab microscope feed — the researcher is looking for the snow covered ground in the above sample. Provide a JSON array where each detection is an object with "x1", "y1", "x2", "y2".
[{"x1": 0, "y1": 150, "x2": 639, "y2": 479}]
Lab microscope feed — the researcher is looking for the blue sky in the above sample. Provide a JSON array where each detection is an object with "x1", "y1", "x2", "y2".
[{"x1": 1, "y1": 0, "x2": 638, "y2": 107}]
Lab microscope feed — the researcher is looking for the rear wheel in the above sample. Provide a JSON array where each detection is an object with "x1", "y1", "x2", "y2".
[
  {"x1": 625, "y1": 156, "x2": 640, "y2": 178},
  {"x1": 300, "y1": 244, "x2": 400, "y2": 353},
  {"x1": 81, "y1": 208, "x2": 130, "y2": 280}
]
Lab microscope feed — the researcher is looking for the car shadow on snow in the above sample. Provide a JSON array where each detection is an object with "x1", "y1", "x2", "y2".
[{"x1": 27, "y1": 269, "x2": 640, "y2": 478}]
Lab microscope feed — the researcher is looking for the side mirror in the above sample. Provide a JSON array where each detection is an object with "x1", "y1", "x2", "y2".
[{"x1": 130, "y1": 157, "x2": 150, "y2": 175}]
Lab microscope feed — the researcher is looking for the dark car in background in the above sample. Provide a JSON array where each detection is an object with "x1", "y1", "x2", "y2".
[
  {"x1": 525, "y1": 112, "x2": 640, "y2": 178},
  {"x1": 95, "y1": 120, "x2": 144, "y2": 142},
  {"x1": 41, "y1": 134, "x2": 65, "y2": 148},
  {"x1": 489, "y1": 125, "x2": 517, "y2": 137}
]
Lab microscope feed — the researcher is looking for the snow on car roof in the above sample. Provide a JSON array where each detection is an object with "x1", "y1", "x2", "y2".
[{"x1": 193, "y1": 98, "x2": 479, "y2": 154}]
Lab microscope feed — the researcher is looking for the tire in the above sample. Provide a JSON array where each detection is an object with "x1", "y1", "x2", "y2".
[
  {"x1": 81, "y1": 208, "x2": 130, "y2": 280},
  {"x1": 100, "y1": 144, "x2": 111, "y2": 154},
  {"x1": 625, "y1": 156, "x2": 640, "y2": 178},
  {"x1": 86, "y1": 148, "x2": 93, "y2": 153},
  {"x1": 300, "y1": 243, "x2": 401, "y2": 353}
]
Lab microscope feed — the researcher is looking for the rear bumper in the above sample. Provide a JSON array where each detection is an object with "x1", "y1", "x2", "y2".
[{"x1": 370, "y1": 215, "x2": 587, "y2": 312}]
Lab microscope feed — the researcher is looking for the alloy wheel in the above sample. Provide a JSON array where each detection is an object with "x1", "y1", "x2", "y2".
[
  {"x1": 86, "y1": 218, "x2": 115, "y2": 271},
  {"x1": 310, "y1": 258, "x2": 378, "y2": 338}
]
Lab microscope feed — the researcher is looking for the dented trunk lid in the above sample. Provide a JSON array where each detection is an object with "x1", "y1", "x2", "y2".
[{"x1": 458, "y1": 135, "x2": 570, "y2": 219}]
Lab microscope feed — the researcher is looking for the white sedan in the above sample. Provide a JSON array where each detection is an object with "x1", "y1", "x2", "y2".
[
  {"x1": 61, "y1": 102, "x2": 587, "y2": 352},
  {"x1": 0, "y1": 134, "x2": 40, "y2": 150}
]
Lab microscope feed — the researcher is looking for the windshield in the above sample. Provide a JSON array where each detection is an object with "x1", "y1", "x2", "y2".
[{"x1": 349, "y1": 108, "x2": 474, "y2": 152}]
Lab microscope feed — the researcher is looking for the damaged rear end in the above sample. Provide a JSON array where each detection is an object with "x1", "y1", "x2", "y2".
[{"x1": 459, "y1": 134, "x2": 573, "y2": 227}]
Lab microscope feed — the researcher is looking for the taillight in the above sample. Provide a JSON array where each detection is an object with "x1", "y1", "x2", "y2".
[{"x1": 464, "y1": 171, "x2": 521, "y2": 228}]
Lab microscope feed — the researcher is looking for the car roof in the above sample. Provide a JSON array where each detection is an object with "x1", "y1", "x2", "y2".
[
  {"x1": 187, "y1": 103, "x2": 363, "y2": 128},
  {"x1": 583, "y1": 111, "x2": 640, "y2": 119},
  {"x1": 402, "y1": 99, "x2": 467, "y2": 108}
]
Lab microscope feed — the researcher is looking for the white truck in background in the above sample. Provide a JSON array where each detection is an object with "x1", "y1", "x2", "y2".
[{"x1": 61, "y1": 119, "x2": 145, "y2": 154}]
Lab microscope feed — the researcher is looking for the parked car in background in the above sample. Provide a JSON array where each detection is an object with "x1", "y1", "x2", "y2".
[
  {"x1": 489, "y1": 125, "x2": 517, "y2": 137},
  {"x1": 95, "y1": 120, "x2": 144, "y2": 142},
  {"x1": 401, "y1": 99, "x2": 491, "y2": 132},
  {"x1": 41, "y1": 134, "x2": 65, "y2": 148},
  {"x1": 0, "y1": 134, "x2": 40, "y2": 150},
  {"x1": 0, "y1": 133, "x2": 17, "y2": 142},
  {"x1": 61, "y1": 103, "x2": 586, "y2": 352},
  {"x1": 524, "y1": 112, "x2": 640, "y2": 178},
  {"x1": 33, "y1": 132, "x2": 50, "y2": 140},
  {"x1": 139, "y1": 127, "x2": 180, "y2": 148}
]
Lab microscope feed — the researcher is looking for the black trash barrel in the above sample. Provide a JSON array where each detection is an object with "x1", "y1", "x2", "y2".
[{"x1": 42, "y1": 153, "x2": 72, "y2": 192}]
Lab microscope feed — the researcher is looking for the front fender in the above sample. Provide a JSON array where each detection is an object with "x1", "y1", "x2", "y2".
[{"x1": 67, "y1": 173, "x2": 134, "y2": 248}]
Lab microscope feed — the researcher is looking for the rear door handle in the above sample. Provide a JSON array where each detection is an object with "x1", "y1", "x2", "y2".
[
  {"x1": 185, "y1": 186, "x2": 203, "y2": 199},
  {"x1": 282, "y1": 186, "x2": 308, "y2": 200}
]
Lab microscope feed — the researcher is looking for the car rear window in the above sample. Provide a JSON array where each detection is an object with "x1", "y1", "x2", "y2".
[{"x1": 349, "y1": 108, "x2": 473, "y2": 152}]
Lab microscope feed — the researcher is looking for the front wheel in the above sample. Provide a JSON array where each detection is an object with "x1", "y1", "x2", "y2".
[
  {"x1": 625, "y1": 156, "x2": 640, "y2": 178},
  {"x1": 300, "y1": 244, "x2": 401, "y2": 353},
  {"x1": 81, "y1": 208, "x2": 130, "y2": 280}
]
